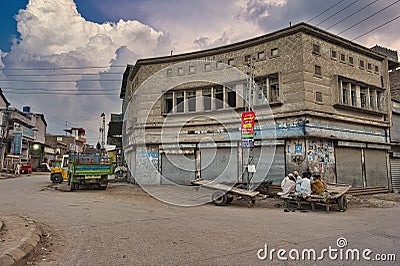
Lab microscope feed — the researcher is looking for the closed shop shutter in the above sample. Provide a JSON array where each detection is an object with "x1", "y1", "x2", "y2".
[
  {"x1": 200, "y1": 147, "x2": 238, "y2": 183},
  {"x1": 336, "y1": 147, "x2": 363, "y2": 187},
  {"x1": 391, "y1": 114, "x2": 400, "y2": 142},
  {"x1": 246, "y1": 145, "x2": 284, "y2": 184},
  {"x1": 364, "y1": 149, "x2": 388, "y2": 188},
  {"x1": 161, "y1": 153, "x2": 195, "y2": 185},
  {"x1": 390, "y1": 158, "x2": 400, "y2": 191}
]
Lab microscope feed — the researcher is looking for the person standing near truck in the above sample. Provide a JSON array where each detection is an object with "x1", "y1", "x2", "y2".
[{"x1": 15, "y1": 162, "x2": 21, "y2": 175}]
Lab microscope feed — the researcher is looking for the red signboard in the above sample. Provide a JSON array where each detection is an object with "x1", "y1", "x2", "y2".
[{"x1": 241, "y1": 111, "x2": 256, "y2": 138}]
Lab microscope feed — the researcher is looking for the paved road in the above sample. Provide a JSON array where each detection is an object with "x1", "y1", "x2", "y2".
[{"x1": 0, "y1": 175, "x2": 398, "y2": 265}]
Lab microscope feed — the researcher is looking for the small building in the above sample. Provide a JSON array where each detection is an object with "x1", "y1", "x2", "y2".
[{"x1": 121, "y1": 23, "x2": 395, "y2": 191}]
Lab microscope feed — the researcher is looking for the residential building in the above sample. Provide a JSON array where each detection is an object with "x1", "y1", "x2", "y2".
[
  {"x1": 0, "y1": 89, "x2": 10, "y2": 168},
  {"x1": 121, "y1": 23, "x2": 394, "y2": 191},
  {"x1": 107, "y1": 113, "x2": 123, "y2": 165}
]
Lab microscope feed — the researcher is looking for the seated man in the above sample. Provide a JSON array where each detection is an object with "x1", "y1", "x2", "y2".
[
  {"x1": 296, "y1": 173, "x2": 311, "y2": 197},
  {"x1": 311, "y1": 175, "x2": 326, "y2": 195},
  {"x1": 278, "y1": 174, "x2": 296, "y2": 196},
  {"x1": 281, "y1": 173, "x2": 294, "y2": 190}
]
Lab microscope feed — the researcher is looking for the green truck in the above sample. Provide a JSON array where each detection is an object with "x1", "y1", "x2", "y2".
[{"x1": 68, "y1": 153, "x2": 113, "y2": 191}]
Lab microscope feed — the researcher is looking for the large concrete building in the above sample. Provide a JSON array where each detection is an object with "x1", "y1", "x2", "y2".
[{"x1": 121, "y1": 23, "x2": 396, "y2": 191}]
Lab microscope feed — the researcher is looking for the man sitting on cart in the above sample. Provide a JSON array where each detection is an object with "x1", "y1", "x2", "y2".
[{"x1": 295, "y1": 172, "x2": 311, "y2": 197}]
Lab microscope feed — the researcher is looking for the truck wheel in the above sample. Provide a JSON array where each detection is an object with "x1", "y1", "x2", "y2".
[
  {"x1": 338, "y1": 195, "x2": 347, "y2": 212},
  {"x1": 212, "y1": 190, "x2": 227, "y2": 206},
  {"x1": 52, "y1": 174, "x2": 63, "y2": 184},
  {"x1": 70, "y1": 182, "x2": 76, "y2": 191},
  {"x1": 99, "y1": 183, "x2": 108, "y2": 190}
]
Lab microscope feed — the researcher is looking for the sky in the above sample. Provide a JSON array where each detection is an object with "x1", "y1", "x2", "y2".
[{"x1": 0, "y1": 0, "x2": 399, "y2": 146}]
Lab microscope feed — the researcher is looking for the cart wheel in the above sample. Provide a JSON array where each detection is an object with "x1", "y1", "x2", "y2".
[
  {"x1": 212, "y1": 190, "x2": 227, "y2": 206},
  {"x1": 338, "y1": 195, "x2": 347, "y2": 212},
  {"x1": 245, "y1": 198, "x2": 256, "y2": 208},
  {"x1": 226, "y1": 196, "x2": 234, "y2": 204},
  {"x1": 311, "y1": 202, "x2": 316, "y2": 212}
]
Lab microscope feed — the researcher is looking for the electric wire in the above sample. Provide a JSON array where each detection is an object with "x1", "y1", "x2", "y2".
[
  {"x1": 352, "y1": 13, "x2": 400, "y2": 41},
  {"x1": 306, "y1": 0, "x2": 347, "y2": 23},
  {"x1": 315, "y1": 0, "x2": 362, "y2": 27},
  {"x1": 325, "y1": 0, "x2": 379, "y2": 30},
  {"x1": 337, "y1": 0, "x2": 400, "y2": 35}
]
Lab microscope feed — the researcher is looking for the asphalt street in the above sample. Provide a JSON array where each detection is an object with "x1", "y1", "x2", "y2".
[{"x1": 0, "y1": 174, "x2": 399, "y2": 265}]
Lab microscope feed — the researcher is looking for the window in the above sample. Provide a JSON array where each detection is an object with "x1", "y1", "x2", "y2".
[
  {"x1": 226, "y1": 89, "x2": 236, "y2": 107},
  {"x1": 351, "y1": 87, "x2": 356, "y2": 107},
  {"x1": 204, "y1": 63, "x2": 211, "y2": 71},
  {"x1": 214, "y1": 86, "x2": 224, "y2": 109},
  {"x1": 367, "y1": 63, "x2": 372, "y2": 71},
  {"x1": 360, "y1": 88, "x2": 367, "y2": 108},
  {"x1": 189, "y1": 65, "x2": 195, "y2": 74},
  {"x1": 257, "y1": 51, "x2": 265, "y2": 60},
  {"x1": 216, "y1": 61, "x2": 223, "y2": 69},
  {"x1": 315, "y1": 92, "x2": 323, "y2": 102},
  {"x1": 348, "y1": 56, "x2": 354, "y2": 65},
  {"x1": 164, "y1": 92, "x2": 173, "y2": 113},
  {"x1": 269, "y1": 75, "x2": 280, "y2": 103},
  {"x1": 244, "y1": 54, "x2": 252, "y2": 63},
  {"x1": 313, "y1": 44, "x2": 320, "y2": 55},
  {"x1": 314, "y1": 65, "x2": 322, "y2": 77},
  {"x1": 331, "y1": 50, "x2": 337, "y2": 59},
  {"x1": 203, "y1": 88, "x2": 212, "y2": 111},
  {"x1": 370, "y1": 93, "x2": 375, "y2": 110},
  {"x1": 342, "y1": 85, "x2": 349, "y2": 105},
  {"x1": 175, "y1": 92, "x2": 184, "y2": 113},
  {"x1": 340, "y1": 53, "x2": 346, "y2": 62},
  {"x1": 177, "y1": 67, "x2": 184, "y2": 75},
  {"x1": 375, "y1": 65, "x2": 379, "y2": 74},
  {"x1": 359, "y1": 60, "x2": 365, "y2": 69},
  {"x1": 271, "y1": 48, "x2": 278, "y2": 57},
  {"x1": 377, "y1": 92, "x2": 383, "y2": 111},
  {"x1": 187, "y1": 91, "x2": 196, "y2": 112},
  {"x1": 256, "y1": 78, "x2": 267, "y2": 101},
  {"x1": 228, "y1": 59, "x2": 234, "y2": 66},
  {"x1": 166, "y1": 68, "x2": 173, "y2": 76}
]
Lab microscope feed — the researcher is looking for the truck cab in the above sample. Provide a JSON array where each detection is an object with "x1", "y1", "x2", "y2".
[{"x1": 50, "y1": 155, "x2": 69, "y2": 184}]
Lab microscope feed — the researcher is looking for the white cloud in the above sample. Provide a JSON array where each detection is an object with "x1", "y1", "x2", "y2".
[{"x1": 1, "y1": 0, "x2": 170, "y2": 142}]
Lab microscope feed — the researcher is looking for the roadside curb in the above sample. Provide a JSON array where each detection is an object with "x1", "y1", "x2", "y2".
[{"x1": 0, "y1": 216, "x2": 42, "y2": 266}]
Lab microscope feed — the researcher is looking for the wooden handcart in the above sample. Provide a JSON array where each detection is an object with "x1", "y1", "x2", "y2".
[
  {"x1": 280, "y1": 183, "x2": 352, "y2": 213},
  {"x1": 191, "y1": 179, "x2": 264, "y2": 207}
]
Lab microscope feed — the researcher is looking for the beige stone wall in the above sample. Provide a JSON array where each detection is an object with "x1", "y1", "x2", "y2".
[{"x1": 126, "y1": 27, "x2": 390, "y2": 144}]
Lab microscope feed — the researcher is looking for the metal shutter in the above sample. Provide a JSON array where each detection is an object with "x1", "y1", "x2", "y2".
[
  {"x1": 246, "y1": 145, "x2": 284, "y2": 184},
  {"x1": 200, "y1": 147, "x2": 238, "y2": 183},
  {"x1": 161, "y1": 153, "x2": 195, "y2": 185},
  {"x1": 336, "y1": 147, "x2": 363, "y2": 187},
  {"x1": 364, "y1": 149, "x2": 388, "y2": 188},
  {"x1": 390, "y1": 158, "x2": 400, "y2": 191}
]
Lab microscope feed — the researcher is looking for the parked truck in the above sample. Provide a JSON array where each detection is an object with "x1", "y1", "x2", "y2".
[{"x1": 67, "y1": 153, "x2": 113, "y2": 191}]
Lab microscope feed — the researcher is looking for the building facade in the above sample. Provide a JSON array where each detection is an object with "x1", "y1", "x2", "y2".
[
  {"x1": 390, "y1": 68, "x2": 400, "y2": 192},
  {"x1": 121, "y1": 23, "x2": 394, "y2": 190}
]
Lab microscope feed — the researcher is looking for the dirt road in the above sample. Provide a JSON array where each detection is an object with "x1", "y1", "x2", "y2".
[{"x1": 0, "y1": 175, "x2": 398, "y2": 265}]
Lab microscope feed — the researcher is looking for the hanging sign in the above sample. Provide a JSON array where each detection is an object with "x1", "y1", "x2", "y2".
[
  {"x1": 241, "y1": 111, "x2": 255, "y2": 148},
  {"x1": 241, "y1": 111, "x2": 255, "y2": 138}
]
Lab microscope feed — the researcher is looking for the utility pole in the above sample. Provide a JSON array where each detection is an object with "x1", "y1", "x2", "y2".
[
  {"x1": 100, "y1": 113, "x2": 105, "y2": 150},
  {"x1": 243, "y1": 57, "x2": 256, "y2": 190}
]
